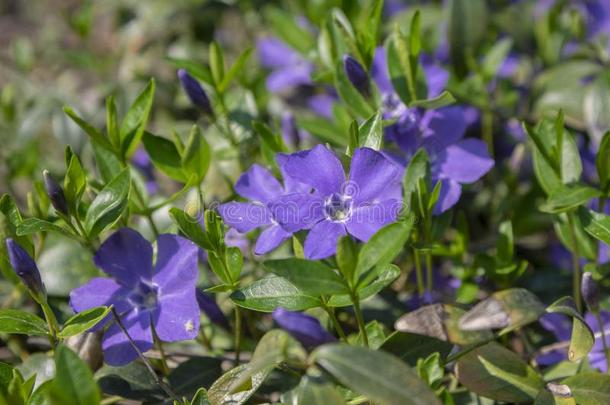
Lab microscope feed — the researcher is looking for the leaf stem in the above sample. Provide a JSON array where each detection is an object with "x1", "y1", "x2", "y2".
[
  {"x1": 413, "y1": 248, "x2": 425, "y2": 297},
  {"x1": 566, "y1": 213, "x2": 582, "y2": 312},
  {"x1": 234, "y1": 305, "x2": 242, "y2": 365},
  {"x1": 594, "y1": 311, "x2": 610, "y2": 373},
  {"x1": 40, "y1": 301, "x2": 59, "y2": 348},
  {"x1": 350, "y1": 291, "x2": 368, "y2": 347},
  {"x1": 322, "y1": 302, "x2": 347, "y2": 341}
]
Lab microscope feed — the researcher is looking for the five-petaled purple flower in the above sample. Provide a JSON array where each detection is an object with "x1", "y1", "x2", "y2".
[
  {"x1": 217, "y1": 157, "x2": 309, "y2": 255},
  {"x1": 371, "y1": 46, "x2": 494, "y2": 214},
  {"x1": 271, "y1": 145, "x2": 403, "y2": 259},
  {"x1": 70, "y1": 228, "x2": 200, "y2": 366},
  {"x1": 257, "y1": 37, "x2": 313, "y2": 93},
  {"x1": 272, "y1": 307, "x2": 336, "y2": 348}
]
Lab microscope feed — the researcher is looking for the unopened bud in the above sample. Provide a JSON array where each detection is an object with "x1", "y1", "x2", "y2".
[
  {"x1": 43, "y1": 170, "x2": 68, "y2": 215},
  {"x1": 5, "y1": 239, "x2": 46, "y2": 301},
  {"x1": 343, "y1": 55, "x2": 370, "y2": 97},
  {"x1": 272, "y1": 307, "x2": 336, "y2": 348},
  {"x1": 582, "y1": 272, "x2": 599, "y2": 312},
  {"x1": 196, "y1": 290, "x2": 230, "y2": 330},
  {"x1": 177, "y1": 69, "x2": 214, "y2": 116}
]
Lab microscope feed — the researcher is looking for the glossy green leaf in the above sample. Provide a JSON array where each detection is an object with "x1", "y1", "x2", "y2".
[
  {"x1": 0, "y1": 309, "x2": 48, "y2": 336},
  {"x1": 207, "y1": 363, "x2": 269, "y2": 405},
  {"x1": 181, "y1": 125, "x2": 211, "y2": 183},
  {"x1": 230, "y1": 275, "x2": 321, "y2": 312},
  {"x1": 264, "y1": 259, "x2": 348, "y2": 296},
  {"x1": 546, "y1": 296, "x2": 595, "y2": 362},
  {"x1": 63, "y1": 150, "x2": 86, "y2": 212},
  {"x1": 219, "y1": 48, "x2": 253, "y2": 92},
  {"x1": 142, "y1": 132, "x2": 187, "y2": 182},
  {"x1": 16, "y1": 218, "x2": 74, "y2": 239},
  {"x1": 327, "y1": 264, "x2": 400, "y2": 307},
  {"x1": 540, "y1": 184, "x2": 601, "y2": 214},
  {"x1": 58, "y1": 306, "x2": 111, "y2": 338},
  {"x1": 562, "y1": 372, "x2": 610, "y2": 405},
  {"x1": 120, "y1": 79, "x2": 155, "y2": 158},
  {"x1": 209, "y1": 41, "x2": 224, "y2": 87},
  {"x1": 295, "y1": 376, "x2": 346, "y2": 405},
  {"x1": 169, "y1": 207, "x2": 212, "y2": 250},
  {"x1": 597, "y1": 132, "x2": 610, "y2": 193},
  {"x1": 358, "y1": 111, "x2": 383, "y2": 150},
  {"x1": 336, "y1": 236, "x2": 358, "y2": 282},
  {"x1": 52, "y1": 345, "x2": 100, "y2": 405},
  {"x1": 455, "y1": 342, "x2": 544, "y2": 403},
  {"x1": 313, "y1": 344, "x2": 441, "y2": 405},
  {"x1": 380, "y1": 331, "x2": 453, "y2": 367},
  {"x1": 408, "y1": 91, "x2": 456, "y2": 109},
  {"x1": 63, "y1": 106, "x2": 115, "y2": 154},
  {"x1": 84, "y1": 167, "x2": 131, "y2": 238},
  {"x1": 579, "y1": 207, "x2": 610, "y2": 246}
]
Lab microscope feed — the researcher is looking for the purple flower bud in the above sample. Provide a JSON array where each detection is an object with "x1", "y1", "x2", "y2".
[
  {"x1": 5, "y1": 239, "x2": 46, "y2": 300},
  {"x1": 582, "y1": 272, "x2": 599, "y2": 312},
  {"x1": 281, "y1": 112, "x2": 301, "y2": 148},
  {"x1": 196, "y1": 290, "x2": 230, "y2": 330},
  {"x1": 343, "y1": 55, "x2": 370, "y2": 97},
  {"x1": 177, "y1": 69, "x2": 213, "y2": 116},
  {"x1": 43, "y1": 170, "x2": 68, "y2": 215},
  {"x1": 272, "y1": 307, "x2": 336, "y2": 348}
]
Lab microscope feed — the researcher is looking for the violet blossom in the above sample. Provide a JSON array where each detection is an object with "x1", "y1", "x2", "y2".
[
  {"x1": 70, "y1": 228, "x2": 200, "y2": 366},
  {"x1": 257, "y1": 37, "x2": 313, "y2": 93},
  {"x1": 271, "y1": 145, "x2": 403, "y2": 259},
  {"x1": 272, "y1": 307, "x2": 336, "y2": 348},
  {"x1": 217, "y1": 157, "x2": 309, "y2": 255},
  {"x1": 371, "y1": 46, "x2": 494, "y2": 214}
]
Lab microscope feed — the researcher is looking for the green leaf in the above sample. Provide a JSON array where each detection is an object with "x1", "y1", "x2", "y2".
[
  {"x1": 209, "y1": 41, "x2": 225, "y2": 87},
  {"x1": 84, "y1": 168, "x2": 131, "y2": 238},
  {"x1": 579, "y1": 207, "x2": 610, "y2": 246},
  {"x1": 598, "y1": 132, "x2": 610, "y2": 193},
  {"x1": 253, "y1": 121, "x2": 286, "y2": 154},
  {"x1": 264, "y1": 259, "x2": 348, "y2": 296},
  {"x1": 166, "y1": 58, "x2": 213, "y2": 85},
  {"x1": 168, "y1": 357, "x2": 222, "y2": 399},
  {"x1": 96, "y1": 362, "x2": 159, "y2": 401},
  {"x1": 540, "y1": 184, "x2": 601, "y2": 213},
  {"x1": 266, "y1": 8, "x2": 314, "y2": 54},
  {"x1": 190, "y1": 387, "x2": 211, "y2": 405},
  {"x1": 312, "y1": 344, "x2": 441, "y2": 405},
  {"x1": 63, "y1": 149, "x2": 86, "y2": 212},
  {"x1": 58, "y1": 306, "x2": 111, "y2": 338},
  {"x1": 230, "y1": 275, "x2": 321, "y2": 312},
  {"x1": 92, "y1": 142, "x2": 122, "y2": 183},
  {"x1": 380, "y1": 331, "x2": 453, "y2": 367},
  {"x1": 219, "y1": 48, "x2": 253, "y2": 92},
  {"x1": 562, "y1": 372, "x2": 610, "y2": 405},
  {"x1": 16, "y1": 218, "x2": 74, "y2": 239},
  {"x1": 169, "y1": 208, "x2": 212, "y2": 250},
  {"x1": 63, "y1": 106, "x2": 116, "y2": 154},
  {"x1": 358, "y1": 112, "x2": 383, "y2": 150},
  {"x1": 334, "y1": 60, "x2": 375, "y2": 118},
  {"x1": 408, "y1": 91, "x2": 456, "y2": 109},
  {"x1": 448, "y1": 0, "x2": 488, "y2": 78},
  {"x1": 142, "y1": 132, "x2": 187, "y2": 182},
  {"x1": 546, "y1": 296, "x2": 595, "y2": 362},
  {"x1": 402, "y1": 149, "x2": 429, "y2": 217},
  {"x1": 327, "y1": 264, "x2": 400, "y2": 307},
  {"x1": 52, "y1": 345, "x2": 100, "y2": 405},
  {"x1": 482, "y1": 38, "x2": 513, "y2": 79},
  {"x1": 120, "y1": 79, "x2": 155, "y2": 158},
  {"x1": 105, "y1": 95, "x2": 120, "y2": 148},
  {"x1": 0, "y1": 309, "x2": 48, "y2": 336},
  {"x1": 181, "y1": 125, "x2": 211, "y2": 183},
  {"x1": 455, "y1": 342, "x2": 544, "y2": 403},
  {"x1": 496, "y1": 220, "x2": 514, "y2": 265},
  {"x1": 355, "y1": 217, "x2": 413, "y2": 281},
  {"x1": 296, "y1": 115, "x2": 348, "y2": 146},
  {"x1": 207, "y1": 363, "x2": 269, "y2": 405},
  {"x1": 336, "y1": 236, "x2": 358, "y2": 282},
  {"x1": 225, "y1": 247, "x2": 243, "y2": 283},
  {"x1": 295, "y1": 376, "x2": 346, "y2": 405}
]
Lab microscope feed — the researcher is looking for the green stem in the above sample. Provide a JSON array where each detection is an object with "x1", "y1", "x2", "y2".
[
  {"x1": 567, "y1": 213, "x2": 582, "y2": 312},
  {"x1": 425, "y1": 253, "x2": 433, "y2": 293},
  {"x1": 152, "y1": 327, "x2": 170, "y2": 376},
  {"x1": 234, "y1": 305, "x2": 242, "y2": 364},
  {"x1": 40, "y1": 301, "x2": 59, "y2": 348},
  {"x1": 132, "y1": 185, "x2": 160, "y2": 238},
  {"x1": 482, "y1": 109, "x2": 494, "y2": 159},
  {"x1": 350, "y1": 291, "x2": 368, "y2": 347},
  {"x1": 413, "y1": 249, "x2": 425, "y2": 297},
  {"x1": 322, "y1": 303, "x2": 347, "y2": 341},
  {"x1": 594, "y1": 311, "x2": 610, "y2": 373}
]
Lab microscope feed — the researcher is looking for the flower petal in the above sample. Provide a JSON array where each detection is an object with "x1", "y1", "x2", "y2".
[
  {"x1": 349, "y1": 148, "x2": 403, "y2": 203},
  {"x1": 102, "y1": 310, "x2": 153, "y2": 366},
  {"x1": 254, "y1": 224, "x2": 292, "y2": 255},
  {"x1": 278, "y1": 145, "x2": 345, "y2": 195},
  {"x1": 304, "y1": 220, "x2": 347, "y2": 259},
  {"x1": 235, "y1": 164, "x2": 283, "y2": 203},
  {"x1": 420, "y1": 106, "x2": 467, "y2": 151},
  {"x1": 435, "y1": 138, "x2": 494, "y2": 183},
  {"x1": 217, "y1": 202, "x2": 272, "y2": 233},
  {"x1": 266, "y1": 65, "x2": 312, "y2": 93},
  {"x1": 153, "y1": 234, "x2": 198, "y2": 295},
  {"x1": 269, "y1": 193, "x2": 324, "y2": 232},
  {"x1": 70, "y1": 278, "x2": 131, "y2": 313},
  {"x1": 345, "y1": 199, "x2": 402, "y2": 241},
  {"x1": 422, "y1": 63, "x2": 449, "y2": 98},
  {"x1": 93, "y1": 228, "x2": 153, "y2": 287},
  {"x1": 276, "y1": 154, "x2": 311, "y2": 194},
  {"x1": 257, "y1": 38, "x2": 303, "y2": 68},
  {"x1": 154, "y1": 289, "x2": 200, "y2": 342},
  {"x1": 432, "y1": 178, "x2": 462, "y2": 215}
]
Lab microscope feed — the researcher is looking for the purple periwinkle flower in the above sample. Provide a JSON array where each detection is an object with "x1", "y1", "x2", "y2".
[
  {"x1": 371, "y1": 47, "x2": 494, "y2": 214},
  {"x1": 70, "y1": 228, "x2": 199, "y2": 366},
  {"x1": 257, "y1": 37, "x2": 313, "y2": 93},
  {"x1": 5, "y1": 239, "x2": 46, "y2": 301},
  {"x1": 272, "y1": 307, "x2": 336, "y2": 348},
  {"x1": 196, "y1": 290, "x2": 230, "y2": 330},
  {"x1": 43, "y1": 170, "x2": 68, "y2": 215},
  {"x1": 343, "y1": 55, "x2": 370, "y2": 97},
  {"x1": 177, "y1": 69, "x2": 213, "y2": 116},
  {"x1": 217, "y1": 158, "x2": 309, "y2": 255},
  {"x1": 271, "y1": 145, "x2": 403, "y2": 259}
]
